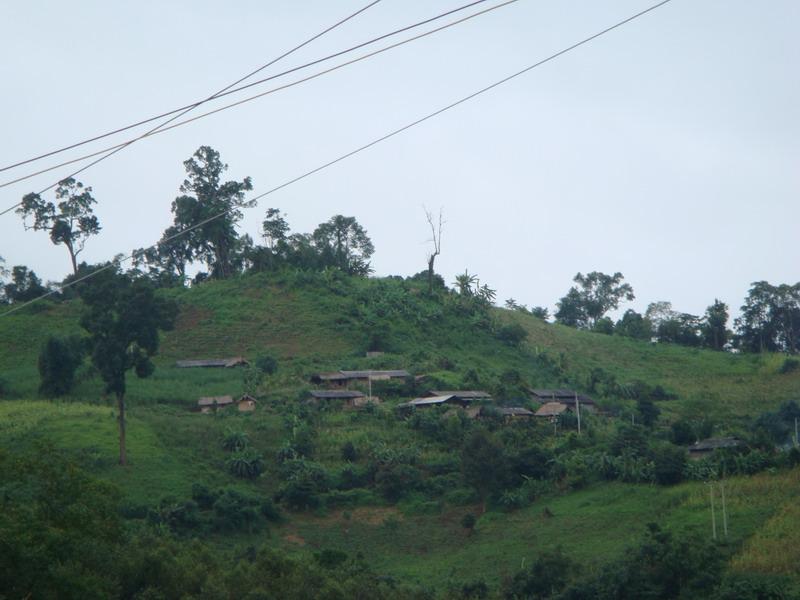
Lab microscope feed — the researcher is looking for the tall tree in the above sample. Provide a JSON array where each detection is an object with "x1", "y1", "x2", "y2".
[
  {"x1": 312, "y1": 215, "x2": 374, "y2": 275},
  {"x1": 615, "y1": 309, "x2": 653, "y2": 340},
  {"x1": 702, "y1": 299, "x2": 729, "y2": 350},
  {"x1": 169, "y1": 146, "x2": 253, "y2": 279},
  {"x1": 555, "y1": 272, "x2": 634, "y2": 329},
  {"x1": 736, "y1": 281, "x2": 800, "y2": 353},
  {"x1": 79, "y1": 267, "x2": 177, "y2": 465},
  {"x1": 17, "y1": 178, "x2": 101, "y2": 275},
  {"x1": 262, "y1": 208, "x2": 290, "y2": 250},
  {"x1": 424, "y1": 207, "x2": 443, "y2": 295},
  {"x1": 3, "y1": 266, "x2": 47, "y2": 303}
]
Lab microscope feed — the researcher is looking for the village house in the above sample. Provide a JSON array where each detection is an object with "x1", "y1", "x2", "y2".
[
  {"x1": 177, "y1": 357, "x2": 250, "y2": 368},
  {"x1": 534, "y1": 401, "x2": 570, "y2": 418},
  {"x1": 687, "y1": 437, "x2": 743, "y2": 460},
  {"x1": 308, "y1": 390, "x2": 379, "y2": 409},
  {"x1": 198, "y1": 394, "x2": 257, "y2": 413},
  {"x1": 310, "y1": 369, "x2": 411, "y2": 388},
  {"x1": 398, "y1": 390, "x2": 493, "y2": 410},
  {"x1": 530, "y1": 389, "x2": 597, "y2": 413},
  {"x1": 493, "y1": 406, "x2": 535, "y2": 420}
]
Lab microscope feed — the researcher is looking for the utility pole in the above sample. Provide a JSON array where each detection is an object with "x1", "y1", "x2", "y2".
[
  {"x1": 720, "y1": 481, "x2": 729, "y2": 538},
  {"x1": 574, "y1": 391, "x2": 581, "y2": 435},
  {"x1": 709, "y1": 483, "x2": 717, "y2": 540},
  {"x1": 794, "y1": 417, "x2": 798, "y2": 447}
]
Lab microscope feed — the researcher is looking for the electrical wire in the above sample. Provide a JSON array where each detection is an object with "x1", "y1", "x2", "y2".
[
  {"x1": 0, "y1": 0, "x2": 384, "y2": 215},
  {"x1": 0, "y1": 0, "x2": 495, "y2": 176},
  {"x1": 0, "y1": 0, "x2": 518, "y2": 196},
  {"x1": 0, "y1": 0, "x2": 675, "y2": 318}
]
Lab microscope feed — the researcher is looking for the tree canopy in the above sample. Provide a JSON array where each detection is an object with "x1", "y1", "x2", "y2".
[
  {"x1": 17, "y1": 178, "x2": 100, "y2": 275},
  {"x1": 79, "y1": 266, "x2": 177, "y2": 464},
  {"x1": 168, "y1": 146, "x2": 254, "y2": 279},
  {"x1": 555, "y1": 271, "x2": 634, "y2": 329}
]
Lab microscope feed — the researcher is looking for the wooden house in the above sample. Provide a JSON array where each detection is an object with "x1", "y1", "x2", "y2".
[
  {"x1": 687, "y1": 437, "x2": 742, "y2": 460},
  {"x1": 237, "y1": 394, "x2": 257, "y2": 412},
  {"x1": 398, "y1": 390, "x2": 493, "y2": 410},
  {"x1": 495, "y1": 407, "x2": 535, "y2": 419},
  {"x1": 534, "y1": 402, "x2": 569, "y2": 418},
  {"x1": 198, "y1": 394, "x2": 257, "y2": 413},
  {"x1": 198, "y1": 395, "x2": 235, "y2": 413},
  {"x1": 530, "y1": 389, "x2": 596, "y2": 413},
  {"x1": 308, "y1": 390, "x2": 378, "y2": 409},
  {"x1": 310, "y1": 369, "x2": 411, "y2": 388}
]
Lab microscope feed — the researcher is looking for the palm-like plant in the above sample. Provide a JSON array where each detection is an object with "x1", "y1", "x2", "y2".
[{"x1": 222, "y1": 429, "x2": 250, "y2": 452}]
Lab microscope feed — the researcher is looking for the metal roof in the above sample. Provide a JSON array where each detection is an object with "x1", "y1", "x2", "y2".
[
  {"x1": 405, "y1": 395, "x2": 456, "y2": 406},
  {"x1": 339, "y1": 370, "x2": 410, "y2": 378},
  {"x1": 689, "y1": 437, "x2": 743, "y2": 452},
  {"x1": 428, "y1": 390, "x2": 492, "y2": 399},
  {"x1": 198, "y1": 395, "x2": 234, "y2": 406},
  {"x1": 310, "y1": 390, "x2": 366, "y2": 399},
  {"x1": 530, "y1": 389, "x2": 595, "y2": 404},
  {"x1": 177, "y1": 357, "x2": 249, "y2": 368},
  {"x1": 535, "y1": 402, "x2": 569, "y2": 417},
  {"x1": 496, "y1": 407, "x2": 535, "y2": 417}
]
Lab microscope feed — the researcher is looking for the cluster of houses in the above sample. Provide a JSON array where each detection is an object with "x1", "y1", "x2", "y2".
[{"x1": 180, "y1": 358, "x2": 743, "y2": 457}]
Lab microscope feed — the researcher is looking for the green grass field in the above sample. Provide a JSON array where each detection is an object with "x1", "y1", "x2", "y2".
[{"x1": 1, "y1": 273, "x2": 799, "y2": 591}]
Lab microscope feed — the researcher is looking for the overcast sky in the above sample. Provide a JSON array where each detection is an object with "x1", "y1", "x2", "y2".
[{"x1": 1, "y1": 0, "x2": 797, "y2": 319}]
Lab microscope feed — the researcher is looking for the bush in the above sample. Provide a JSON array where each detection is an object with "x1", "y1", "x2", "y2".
[
  {"x1": 38, "y1": 334, "x2": 85, "y2": 396},
  {"x1": 226, "y1": 450, "x2": 265, "y2": 479},
  {"x1": 653, "y1": 444, "x2": 686, "y2": 485},
  {"x1": 778, "y1": 358, "x2": 799, "y2": 374},
  {"x1": 375, "y1": 463, "x2": 422, "y2": 502},
  {"x1": 212, "y1": 489, "x2": 261, "y2": 532},
  {"x1": 221, "y1": 429, "x2": 249, "y2": 452},
  {"x1": 461, "y1": 513, "x2": 477, "y2": 533},
  {"x1": 340, "y1": 440, "x2": 358, "y2": 462},
  {"x1": 255, "y1": 354, "x2": 278, "y2": 375},
  {"x1": 278, "y1": 459, "x2": 331, "y2": 510},
  {"x1": 670, "y1": 420, "x2": 696, "y2": 445},
  {"x1": 191, "y1": 483, "x2": 218, "y2": 510},
  {"x1": 496, "y1": 323, "x2": 528, "y2": 346}
]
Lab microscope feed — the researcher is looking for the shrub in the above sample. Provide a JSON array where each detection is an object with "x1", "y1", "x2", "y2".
[
  {"x1": 340, "y1": 440, "x2": 358, "y2": 462},
  {"x1": 255, "y1": 354, "x2": 278, "y2": 375},
  {"x1": 670, "y1": 420, "x2": 696, "y2": 445},
  {"x1": 212, "y1": 489, "x2": 260, "y2": 532},
  {"x1": 778, "y1": 358, "x2": 799, "y2": 374},
  {"x1": 278, "y1": 459, "x2": 331, "y2": 510},
  {"x1": 653, "y1": 444, "x2": 686, "y2": 485},
  {"x1": 460, "y1": 513, "x2": 477, "y2": 532},
  {"x1": 227, "y1": 450, "x2": 265, "y2": 479},
  {"x1": 260, "y1": 499, "x2": 282, "y2": 522},
  {"x1": 496, "y1": 323, "x2": 528, "y2": 346},
  {"x1": 191, "y1": 483, "x2": 218, "y2": 510},
  {"x1": 375, "y1": 463, "x2": 422, "y2": 502},
  {"x1": 38, "y1": 334, "x2": 85, "y2": 396},
  {"x1": 221, "y1": 429, "x2": 249, "y2": 452}
]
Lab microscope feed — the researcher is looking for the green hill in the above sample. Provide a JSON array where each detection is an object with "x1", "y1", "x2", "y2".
[{"x1": 1, "y1": 271, "x2": 799, "y2": 595}]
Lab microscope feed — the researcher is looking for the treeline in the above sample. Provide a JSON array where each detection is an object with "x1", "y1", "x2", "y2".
[{"x1": 528, "y1": 271, "x2": 800, "y2": 354}]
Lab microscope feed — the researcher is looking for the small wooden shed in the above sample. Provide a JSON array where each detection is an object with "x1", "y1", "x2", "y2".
[
  {"x1": 198, "y1": 395, "x2": 235, "y2": 413},
  {"x1": 237, "y1": 394, "x2": 257, "y2": 412}
]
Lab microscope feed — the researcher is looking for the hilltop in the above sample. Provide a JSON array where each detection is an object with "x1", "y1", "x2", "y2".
[{"x1": 1, "y1": 270, "x2": 799, "y2": 595}]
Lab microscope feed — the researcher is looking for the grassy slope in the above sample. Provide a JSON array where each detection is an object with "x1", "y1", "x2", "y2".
[
  {"x1": 1, "y1": 273, "x2": 799, "y2": 588},
  {"x1": 500, "y1": 310, "x2": 800, "y2": 420}
]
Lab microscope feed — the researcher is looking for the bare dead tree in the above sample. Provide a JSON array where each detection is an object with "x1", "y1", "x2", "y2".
[{"x1": 424, "y1": 207, "x2": 443, "y2": 295}]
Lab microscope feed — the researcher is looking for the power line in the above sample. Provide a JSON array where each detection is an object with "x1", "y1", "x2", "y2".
[
  {"x1": 0, "y1": 0, "x2": 494, "y2": 177},
  {"x1": 0, "y1": 0, "x2": 518, "y2": 196},
  {"x1": 0, "y1": 0, "x2": 675, "y2": 318},
  {"x1": 0, "y1": 0, "x2": 383, "y2": 215}
]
